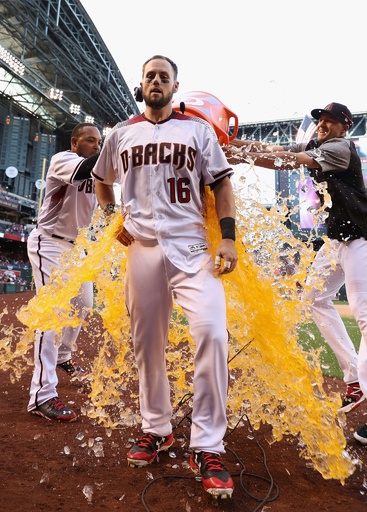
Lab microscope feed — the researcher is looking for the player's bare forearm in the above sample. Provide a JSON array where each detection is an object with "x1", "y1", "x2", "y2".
[
  {"x1": 244, "y1": 150, "x2": 316, "y2": 171},
  {"x1": 245, "y1": 151, "x2": 298, "y2": 170},
  {"x1": 95, "y1": 181, "x2": 115, "y2": 209},
  {"x1": 213, "y1": 176, "x2": 236, "y2": 221},
  {"x1": 229, "y1": 138, "x2": 283, "y2": 152},
  {"x1": 223, "y1": 140, "x2": 283, "y2": 165},
  {"x1": 213, "y1": 177, "x2": 238, "y2": 274},
  {"x1": 224, "y1": 139, "x2": 317, "y2": 170}
]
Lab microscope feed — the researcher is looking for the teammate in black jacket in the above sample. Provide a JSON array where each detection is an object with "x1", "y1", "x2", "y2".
[{"x1": 226, "y1": 102, "x2": 367, "y2": 444}]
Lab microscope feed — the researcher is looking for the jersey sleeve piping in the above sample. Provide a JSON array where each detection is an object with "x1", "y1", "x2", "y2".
[
  {"x1": 91, "y1": 170, "x2": 104, "y2": 182},
  {"x1": 213, "y1": 168, "x2": 234, "y2": 180}
]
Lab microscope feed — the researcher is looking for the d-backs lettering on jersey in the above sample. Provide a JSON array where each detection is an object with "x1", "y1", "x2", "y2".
[
  {"x1": 77, "y1": 178, "x2": 95, "y2": 194},
  {"x1": 92, "y1": 113, "x2": 233, "y2": 272},
  {"x1": 121, "y1": 143, "x2": 197, "y2": 173}
]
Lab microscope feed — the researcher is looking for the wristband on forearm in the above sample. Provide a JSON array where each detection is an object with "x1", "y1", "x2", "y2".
[{"x1": 219, "y1": 217, "x2": 236, "y2": 241}]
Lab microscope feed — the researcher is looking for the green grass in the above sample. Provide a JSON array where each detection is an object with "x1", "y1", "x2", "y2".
[{"x1": 298, "y1": 310, "x2": 360, "y2": 380}]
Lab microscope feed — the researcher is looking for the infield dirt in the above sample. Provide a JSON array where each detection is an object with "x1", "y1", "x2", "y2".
[{"x1": 1, "y1": 291, "x2": 366, "y2": 511}]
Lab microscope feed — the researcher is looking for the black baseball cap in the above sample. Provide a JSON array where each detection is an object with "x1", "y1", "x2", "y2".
[{"x1": 311, "y1": 102, "x2": 353, "y2": 128}]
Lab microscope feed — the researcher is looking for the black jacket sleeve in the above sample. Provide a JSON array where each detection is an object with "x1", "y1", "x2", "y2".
[{"x1": 74, "y1": 153, "x2": 99, "y2": 181}]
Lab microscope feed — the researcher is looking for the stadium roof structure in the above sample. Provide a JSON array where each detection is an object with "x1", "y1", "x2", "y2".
[{"x1": 0, "y1": 0, "x2": 140, "y2": 132}]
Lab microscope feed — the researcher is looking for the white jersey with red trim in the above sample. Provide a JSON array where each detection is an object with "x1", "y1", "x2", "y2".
[
  {"x1": 37, "y1": 150, "x2": 96, "y2": 241},
  {"x1": 92, "y1": 112, "x2": 233, "y2": 272}
]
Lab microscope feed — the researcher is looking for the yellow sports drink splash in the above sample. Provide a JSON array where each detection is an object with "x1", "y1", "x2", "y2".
[
  {"x1": 10, "y1": 193, "x2": 356, "y2": 483},
  {"x1": 2, "y1": 94, "x2": 357, "y2": 483}
]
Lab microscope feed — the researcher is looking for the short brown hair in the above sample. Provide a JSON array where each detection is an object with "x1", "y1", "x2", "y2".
[{"x1": 142, "y1": 55, "x2": 178, "y2": 80}]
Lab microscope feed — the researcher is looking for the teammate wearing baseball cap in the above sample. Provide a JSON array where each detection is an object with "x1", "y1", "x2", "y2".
[
  {"x1": 27, "y1": 122, "x2": 102, "y2": 422},
  {"x1": 310, "y1": 102, "x2": 353, "y2": 129},
  {"x1": 93, "y1": 55, "x2": 237, "y2": 498},
  {"x1": 226, "y1": 101, "x2": 367, "y2": 445}
]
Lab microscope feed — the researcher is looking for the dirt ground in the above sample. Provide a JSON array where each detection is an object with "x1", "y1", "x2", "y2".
[{"x1": 1, "y1": 291, "x2": 367, "y2": 512}]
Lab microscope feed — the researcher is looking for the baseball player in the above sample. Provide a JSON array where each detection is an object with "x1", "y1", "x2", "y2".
[
  {"x1": 226, "y1": 102, "x2": 367, "y2": 444},
  {"x1": 27, "y1": 122, "x2": 102, "y2": 422},
  {"x1": 92, "y1": 55, "x2": 237, "y2": 498}
]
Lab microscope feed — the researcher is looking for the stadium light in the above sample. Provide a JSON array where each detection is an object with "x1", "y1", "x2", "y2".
[
  {"x1": 0, "y1": 45, "x2": 25, "y2": 76},
  {"x1": 103, "y1": 126, "x2": 112, "y2": 137},
  {"x1": 69, "y1": 103, "x2": 81, "y2": 115},
  {"x1": 49, "y1": 87, "x2": 63, "y2": 101},
  {"x1": 85, "y1": 115, "x2": 94, "y2": 123}
]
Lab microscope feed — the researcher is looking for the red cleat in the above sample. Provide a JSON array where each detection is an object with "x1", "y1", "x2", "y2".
[
  {"x1": 127, "y1": 432, "x2": 174, "y2": 467},
  {"x1": 190, "y1": 451, "x2": 234, "y2": 499},
  {"x1": 340, "y1": 382, "x2": 365, "y2": 413}
]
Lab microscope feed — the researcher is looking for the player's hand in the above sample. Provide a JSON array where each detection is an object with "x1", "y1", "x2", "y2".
[
  {"x1": 116, "y1": 226, "x2": 134, "y2": 246},
  {"x1": 215, "y1": 239, "x2": 238, "y2": 275}
]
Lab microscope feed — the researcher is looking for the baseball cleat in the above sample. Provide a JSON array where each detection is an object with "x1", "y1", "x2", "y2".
[
  {"x1": 339, "y1": 382, "x2": 365, "y2": 413},
  {"x1": 354, "y1": 424, "x2": 367, "y2": 445},
  {"x1": 190, "y1": 451, "x2": 234, "y2": 499},
  {"x1": 31, "y1": 397, "x2": 77, "y2": 422},
  {"x1": 127, "y1": 432, "x2": 174, "y2": 467}
]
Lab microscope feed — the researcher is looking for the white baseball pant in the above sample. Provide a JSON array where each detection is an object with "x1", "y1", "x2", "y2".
[
  {"x1": 303, "y1": 238, "x2": 367, "y2": 395},
  {"x1": 27, "y1": 228, "x2": 93, "y2": 410},
  {"x1": 125, "y1": 240, "x2": 229, "y2": 454}
]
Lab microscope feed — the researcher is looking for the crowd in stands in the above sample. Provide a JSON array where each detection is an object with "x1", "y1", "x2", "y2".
[
  {"x1": 0, "y1": 269, "x2": 28, "y2": 287},
  {"x1": 0, "y1": 222, "x2": 30, "y2": 238},
  {"x1": 0, "y1": 249, "x2": 30, "y2": 270},
  {"x1": 0, "y1": 234, "x2": 32, "y2": 291}
]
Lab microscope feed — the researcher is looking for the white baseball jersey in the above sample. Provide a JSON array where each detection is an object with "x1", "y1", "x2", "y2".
[
  {"x1": 92, "y1": 112, "x2": 233, "y2": 272},
  {"x1": 37, "y1": 150, "x2": 96, "y2": 241}
]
